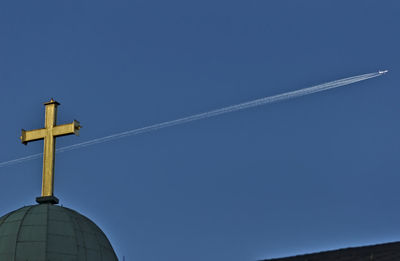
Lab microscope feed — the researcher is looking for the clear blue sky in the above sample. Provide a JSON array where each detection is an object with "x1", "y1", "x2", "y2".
[{"x1": 0, "y1": 1, "x2": 399, "y2": 260}]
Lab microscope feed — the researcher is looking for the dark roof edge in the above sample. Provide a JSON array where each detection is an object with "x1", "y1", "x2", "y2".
[{"x1": 261, "y1": 240, "x2": 400, "y2": 261}]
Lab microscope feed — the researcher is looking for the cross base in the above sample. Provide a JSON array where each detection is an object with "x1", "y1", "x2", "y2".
[{"x1": 36, "y1": 196, "x2": 59, "y2": 205}]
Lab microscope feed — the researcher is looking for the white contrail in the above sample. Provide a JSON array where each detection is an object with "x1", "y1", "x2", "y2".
[{"x1": 0, "y1": 71, "x2": 384, "y2": 168}]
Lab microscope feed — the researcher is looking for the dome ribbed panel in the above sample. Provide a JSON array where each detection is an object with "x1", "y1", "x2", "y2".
[
  {"x1": 15, "y1": 205, "x2": 42, "y2": 261},
  {"x1": 46, "y1": 205, "x2": 78, "y2": 260},
  {"x1": 0, "y1": 204, "x2": 118, "y2": 261},
  {"x1": 0, "y1": 206, "x2": 31, "y2": 260}
]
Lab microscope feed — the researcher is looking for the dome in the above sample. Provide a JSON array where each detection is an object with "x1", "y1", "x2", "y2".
[{"x1": 0, "y1": 203, "x2": 118, "y2": 261}]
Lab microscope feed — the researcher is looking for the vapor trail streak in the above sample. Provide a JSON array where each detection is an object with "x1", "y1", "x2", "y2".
[{"x1": 0, "y1": 71, "x2": 383, "y2": 168}]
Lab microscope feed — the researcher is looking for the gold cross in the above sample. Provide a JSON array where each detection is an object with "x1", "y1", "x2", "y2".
[{"x1": 20, "y1": 98, "x2": 81, "y2": 204}]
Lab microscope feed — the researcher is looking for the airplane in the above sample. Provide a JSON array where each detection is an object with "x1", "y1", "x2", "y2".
[{"x1": 378, "y1": 70, "x2": 388, "y2": 74}]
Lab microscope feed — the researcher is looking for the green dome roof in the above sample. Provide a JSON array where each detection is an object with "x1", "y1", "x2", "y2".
[{"x1": 0, "y1": 204, "x2": 118, "y2": 261}]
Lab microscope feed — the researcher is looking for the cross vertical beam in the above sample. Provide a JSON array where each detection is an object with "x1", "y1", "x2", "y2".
[
  {"x1": 20, "y1": 98, "x2": 81, "y2": 204},
  {"x1": 42, "y1": 99, "x2": 58, "y2": 199}
]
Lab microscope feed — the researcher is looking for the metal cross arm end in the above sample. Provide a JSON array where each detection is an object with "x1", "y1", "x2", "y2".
[
  {"x1": 74, "y1": 120, "x2": 82, "y2": 136},
  {"x1": 52, "y1": 120, "x2": 82, "y2": 137},
  {"x1": 20, "y1": 128, "x2": 46, "y2": 145},
  {"x1": 58, "y1": 119, "x2": 82, "y2": 136},
  {"x1": 20, "y1": 129, "x2": 27, "y2": 145}
]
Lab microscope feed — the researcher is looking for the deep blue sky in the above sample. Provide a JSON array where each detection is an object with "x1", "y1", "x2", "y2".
[{"x1": 0, "y1": 1, "x2": 399, "y2": 260}]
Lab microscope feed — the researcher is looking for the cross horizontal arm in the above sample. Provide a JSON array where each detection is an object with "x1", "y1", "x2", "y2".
[
  {"x1": 53, "y1": 120, "x2": 81, "y2": 137},
  {"x1": 20, "y1": 128, "x2": 46, "y2": 145}
]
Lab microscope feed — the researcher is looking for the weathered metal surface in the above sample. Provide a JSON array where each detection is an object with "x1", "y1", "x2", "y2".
[
  {"x1": 20, "y1": 99, "x2": 81, "y2": 202},
  {"x1": 0, "y1": 204, "x2": 118, "y2": 261}
]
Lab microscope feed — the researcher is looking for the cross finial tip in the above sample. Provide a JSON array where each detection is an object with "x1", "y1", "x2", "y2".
[{"x1": 44, "y1": 98, "x2": 60, "y2": 106}]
